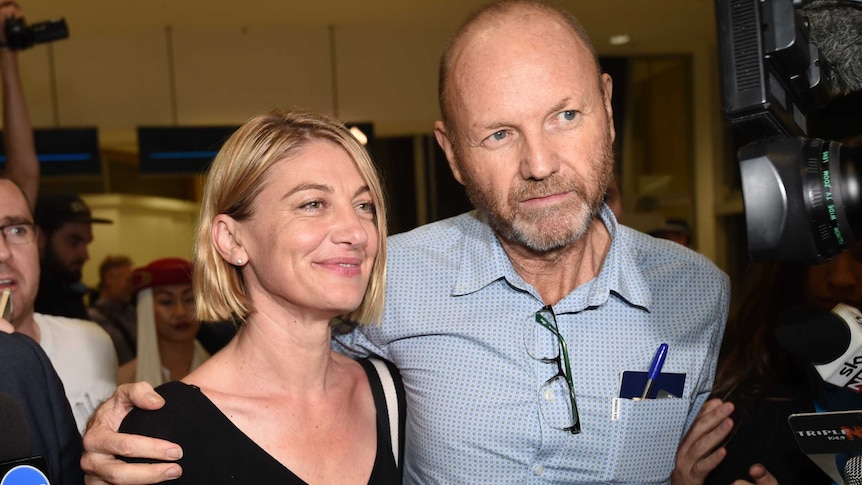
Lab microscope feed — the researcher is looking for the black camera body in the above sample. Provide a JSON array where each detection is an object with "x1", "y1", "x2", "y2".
[
  {"x1": 716, "y1": 0, "x2": 861, "y2": 264},
  {"x1": 4, "y1": 17, "x2": 68, "y2": 51}
]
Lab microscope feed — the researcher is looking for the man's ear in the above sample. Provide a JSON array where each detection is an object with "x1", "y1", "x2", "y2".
[
  {"x1": 433, "y1": 120, "x2": 465, "y2": 186},
  {"x1": 601, "y1": 73, "x2": 616, "y2": 144},
  {"x1": 212, "y1": 215, "x2": 247, "y2": 266}
]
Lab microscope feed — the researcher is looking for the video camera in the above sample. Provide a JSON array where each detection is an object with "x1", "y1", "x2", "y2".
[
  {"x1": 3, "y1": 16, "x2": 68, "y2": 51},
  {"x1": 715, "y1": 0, "x2": 861, "y2": 264}
]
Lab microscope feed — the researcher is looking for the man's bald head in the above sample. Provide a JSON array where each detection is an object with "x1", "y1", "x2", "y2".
[{"x1": 437, "y1": 0, "x2": 602, "y2": 130}]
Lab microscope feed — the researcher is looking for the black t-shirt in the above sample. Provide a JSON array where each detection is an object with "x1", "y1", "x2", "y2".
[{"x1": 119, "y1": 361, "x2": 401, "y2": 484}]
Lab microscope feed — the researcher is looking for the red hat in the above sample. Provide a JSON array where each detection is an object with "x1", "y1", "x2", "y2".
[{"x1": 131, "y1": 258, "x2": 193, "y2": 295}]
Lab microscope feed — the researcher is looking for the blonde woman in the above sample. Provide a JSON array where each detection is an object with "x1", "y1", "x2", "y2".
[{"x1": 116, "y1": 109, "x2": 400, "y2": 484}]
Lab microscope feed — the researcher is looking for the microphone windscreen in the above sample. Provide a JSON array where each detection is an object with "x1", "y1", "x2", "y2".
[
  {"x1": 775, "y1": 307, "x2": 851, "y2": 364},
  {"x1": 846, "y1": 455, "x2": 862, "y2": 485},
  {"x1": 0, "y1": 392, "x2": 31, "y2": 461},
  {"x1": 800, "y1": 1, "x2": 862, "y2": 96}
]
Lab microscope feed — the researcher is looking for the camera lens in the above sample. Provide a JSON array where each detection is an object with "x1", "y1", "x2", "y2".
[{"x1": 740, "y1": 138, "x2": 860, "y2": 263}]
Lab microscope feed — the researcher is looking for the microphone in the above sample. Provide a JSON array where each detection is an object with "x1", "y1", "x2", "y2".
[
  {"x1": 0, "y1": 392, "x2": 31, "y2": 460},
  {"x1": 775, "y1": 303, "x2": 862, "y2": 390},
  {"x1": 800, "y1": 1, "x2": 862, "y2": 96},
  {"x1": 847, "y1": 455, "x2": 862, "y2": 485},
  {"x1": 0, "y1": 392, "x2": 51, "y2": 484}
]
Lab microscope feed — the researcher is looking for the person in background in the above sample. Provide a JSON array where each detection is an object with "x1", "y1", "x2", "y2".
[
  {"x1": 34, "y1": 194, "x2": 113, "y2": 321},
  {"x1": 80, "y1": 2, "x2": 730, "y2": 483},
  {"x1": 118, "y1": 257, "x2": 209, "y2": 386},
  {"x1": 0, "y1": 179, "x2": 117, "y2": 435},
  {"x1": 695, "y1": 244, "x2": 862, "y2": 485},
  {"x1": 649, "y1": 218, "x2": 693, "y2": 248},
  {"x1": 89, "y1": 255, "x2": 137, "y2": 365}
]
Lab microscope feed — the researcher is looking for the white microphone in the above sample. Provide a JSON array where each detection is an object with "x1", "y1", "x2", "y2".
[{"x1": 775, "y1": 303, "x2": 862, "y2": 390}]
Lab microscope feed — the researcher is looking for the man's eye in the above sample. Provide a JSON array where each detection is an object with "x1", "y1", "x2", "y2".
[
  {"x1": 560, "y1": 110, "x2": 577, "y2": 121},
  {"x1": 481, "y1": 129, "x2": 516, "y2": 148}
]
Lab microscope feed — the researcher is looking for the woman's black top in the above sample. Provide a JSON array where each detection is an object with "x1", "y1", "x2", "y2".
[{"x1": 119, "y1": 360, "x2": 401, "y2": 484}]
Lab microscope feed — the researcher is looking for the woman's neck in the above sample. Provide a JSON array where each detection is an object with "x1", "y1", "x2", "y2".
[{"x1": 198, "y1": 305, "x2": 340, "y2": 396}]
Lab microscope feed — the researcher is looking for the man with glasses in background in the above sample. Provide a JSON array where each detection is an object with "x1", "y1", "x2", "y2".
[
  {"x1": 0, "y1": 180, "x2": 117, "y2": 435},
  {"x1": 81, "y1": 1, "x2": 734, "y2": 483},
  {"x1": 0, "y1": 1, "x2": 117, "y2": 438}
]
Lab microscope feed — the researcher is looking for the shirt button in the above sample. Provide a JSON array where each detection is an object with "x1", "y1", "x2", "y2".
[
  {"x1": 534, "y1": 464, "x2": 545, "y2": 476},
  {"x1": 543, "y1": 388, "x2": 554, "y2": 401}
]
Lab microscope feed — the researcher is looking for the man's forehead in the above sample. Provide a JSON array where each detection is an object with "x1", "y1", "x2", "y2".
[
  {"x1": 450, "y1": 14, "x2": 596, "y2": 89},
  {"x1": 55, "y1": 221, "x2": 94, "y2": 237},
  {"x1": 0, "y1": 180, "x2": 33, "y2": 222}
]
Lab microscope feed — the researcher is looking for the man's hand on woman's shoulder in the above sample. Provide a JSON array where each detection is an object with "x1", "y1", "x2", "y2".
[{"x1": 81, "y1": 382, "x2": 184, "y2": 485}]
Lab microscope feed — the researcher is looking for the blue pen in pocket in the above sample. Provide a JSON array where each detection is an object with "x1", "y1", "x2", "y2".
[{"x1": 641, "y1": 343, "x2": 668, "y2": 399}]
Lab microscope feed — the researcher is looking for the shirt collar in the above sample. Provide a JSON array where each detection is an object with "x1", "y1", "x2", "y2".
[
  {"x1": 586, "y1": 205, "x2": 652, "y2": 311},
  {"x1": 451, "y1": 211, "x2": 514, "y2": 297},
  {"x1": 450, "y1": 206, "x2": 652, "y2": 312}
]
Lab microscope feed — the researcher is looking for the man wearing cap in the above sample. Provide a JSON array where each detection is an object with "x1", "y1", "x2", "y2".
[
  {"x1": 1, "y1": 182, "x2": 118, "y2": 434},
  {"x1": 34, "y1": 194, "x2": 112, "y2": 320}
]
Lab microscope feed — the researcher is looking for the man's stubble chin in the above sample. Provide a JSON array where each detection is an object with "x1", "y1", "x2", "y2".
[{"x1": 461, "y1": 139, "x2": 614, "y2": 253}]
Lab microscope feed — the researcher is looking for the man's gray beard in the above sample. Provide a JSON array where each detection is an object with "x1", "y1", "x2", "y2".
[
  {"x1": 470, "y1": 184, "x2": 604, "y2": 253},
  {"x1": 462, "y1": 137, "x2": 614, "y2": 253}
]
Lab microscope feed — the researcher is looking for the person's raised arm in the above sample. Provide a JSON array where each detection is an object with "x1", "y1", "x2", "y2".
[
  {"x1": 0, "y1": 1, "x2": 38, "y2": 210},
  {"x1": 81, "y1": 382, "x2": 184, "y2": 485}
]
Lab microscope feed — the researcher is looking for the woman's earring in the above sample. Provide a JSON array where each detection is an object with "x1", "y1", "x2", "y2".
[{"x1": 236, "y1": 258, "x2": 243, "y2": 265}]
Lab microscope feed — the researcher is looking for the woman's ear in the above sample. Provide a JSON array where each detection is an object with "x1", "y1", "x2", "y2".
[{"x1": 212, "y1": 215, "x2": 247, "y2": 267}]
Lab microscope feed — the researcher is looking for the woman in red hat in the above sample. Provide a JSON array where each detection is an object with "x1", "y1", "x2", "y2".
[{"x1": 117, "y1": 258, "x2": 210, "y2": 386}]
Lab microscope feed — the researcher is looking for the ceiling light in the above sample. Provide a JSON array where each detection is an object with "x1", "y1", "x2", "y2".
[
  {"x1": 609, "y1": 34, "x2": 631, "y2": 46},
  {"x1": 349, "y1": 126, "x2": 368, "y2": 145}
]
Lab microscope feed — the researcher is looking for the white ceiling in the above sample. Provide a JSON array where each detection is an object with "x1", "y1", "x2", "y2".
[{"x1": 24, "y1": 0, "x2": 718, "y2": 55}]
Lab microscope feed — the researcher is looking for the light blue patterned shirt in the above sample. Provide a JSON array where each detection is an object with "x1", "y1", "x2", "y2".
[{"x1": 334, "y1": 206, "x2": 729, "y2": 484}]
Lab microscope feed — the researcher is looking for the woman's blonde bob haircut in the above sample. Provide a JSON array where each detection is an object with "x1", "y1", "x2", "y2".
[{"x1": 194, "y1": 108, "x2": 387, "y2": 327}]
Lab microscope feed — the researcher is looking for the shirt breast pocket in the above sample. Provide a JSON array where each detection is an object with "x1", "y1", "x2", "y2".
[{"x1": 606, "y1": 397, "x2": 689, "y2": 482}]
